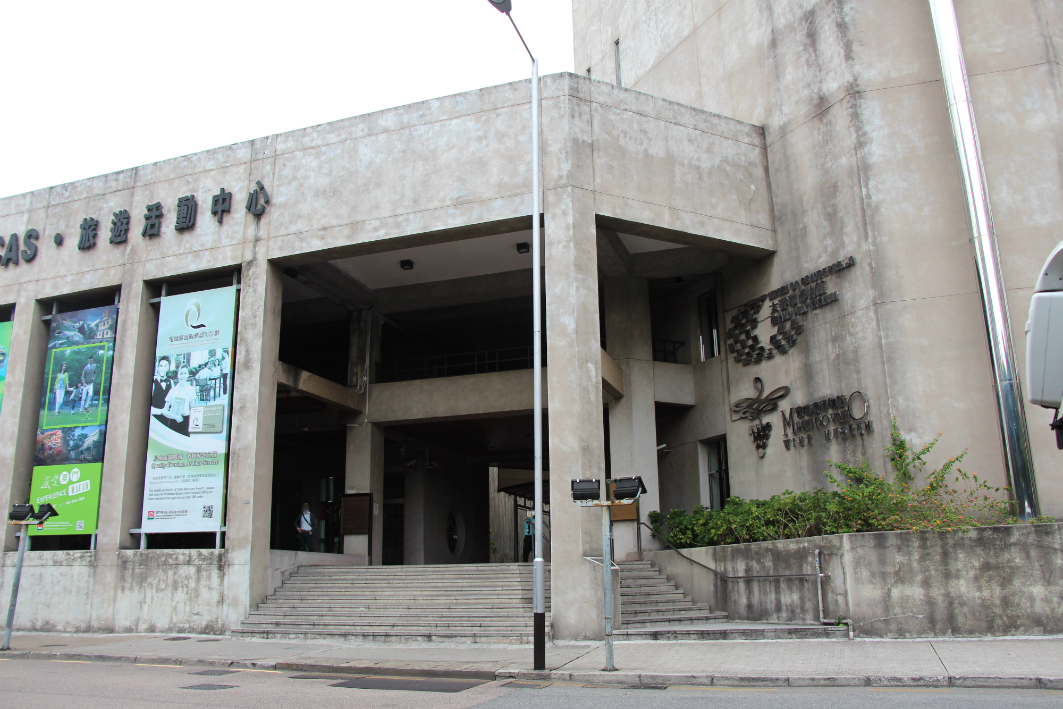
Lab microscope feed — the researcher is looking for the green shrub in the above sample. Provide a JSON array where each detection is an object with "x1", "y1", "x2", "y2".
[{"x1": 648, "y1": 418, "x2": 1053, "y2": 549}]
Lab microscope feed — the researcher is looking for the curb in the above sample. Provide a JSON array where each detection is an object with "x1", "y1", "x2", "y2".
[
  {"x1": 2, "y1": 651, "x2": 1059, "y2": 689},
  {"x1": 496, "y1": 669, "x2": 1063, "y2": 689},
  {"x1": 0, "y1": 650, "x2": 494, "y2": 681}
]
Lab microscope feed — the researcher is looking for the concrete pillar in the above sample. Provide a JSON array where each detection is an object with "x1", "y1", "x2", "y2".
[
  {"x1": 345, "y1": 422, "x2": 384, "y2": 565},
  {"x1": 545, "y1": 186, "x2": 608, "y2": 641},
  {"x1": 224, "y1": 258, "x2": 283, "y2": 625},
  {"x1": 488, "y1": 467, "x2": 515, "y2": 563},
  {"x1": 0, "y1": 288, "x2": 48, "y2": 551},
  {"x1": 91, "y1": 268, "x2": 158, "y2": 629},
  {"x1": 603, "y1": 275, "x2": 661, "y2": 560}
]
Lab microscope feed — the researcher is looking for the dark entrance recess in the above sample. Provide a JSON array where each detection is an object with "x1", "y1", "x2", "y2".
[
  {"x1": 271, "y1": 429, "x2": 345, "y2": 553},
  {"x1": 377, "y1": 296, "x2": 544, "y2": 383},
  {"x1": 271, "y1": 272, "x2": 355, "y2": 553}
]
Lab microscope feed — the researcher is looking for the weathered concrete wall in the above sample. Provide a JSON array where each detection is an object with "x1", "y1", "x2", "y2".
[
  {"x1": 647, "y1": 523, "x2": 1063, "y2": 638},
  {"x1": 0, "y1": 548, "x2": 361, "y2": 633},
  {"x1": 574, "y1": 0, "x2": 1063, "y2": 517}
]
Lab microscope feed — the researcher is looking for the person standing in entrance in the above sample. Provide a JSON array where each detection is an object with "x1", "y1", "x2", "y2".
[
  {"x1": 522, "y1": 514, "x2": 534, "y2": 562},
  {"x1": 295, "y1": 503, "x2": 316, "y2": 552}
]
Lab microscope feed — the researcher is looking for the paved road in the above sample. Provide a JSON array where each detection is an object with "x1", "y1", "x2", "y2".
[{"x1": 1, "y1": 658, "x2": 1059, "y2": 708}]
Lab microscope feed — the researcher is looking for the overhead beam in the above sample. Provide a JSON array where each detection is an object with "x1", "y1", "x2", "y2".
[
  {"x1": 597, "y1": 227, "x2": 632, "y2": 276},
  {"x1": 277, "y1": 361, "x2": 362, "y2": 412},
  {"x1": 601, "y1": 348, "x2": 625, "y2": 402},
  {"x1": 283, "y1": 261, "x2": 374, "y2": 309}
]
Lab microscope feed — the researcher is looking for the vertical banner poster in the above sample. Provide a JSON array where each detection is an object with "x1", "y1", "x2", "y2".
[
  {"x1": 0, "y1": 320, "x2": 12, "y2": 416},
  {"x1": 141, "y1": 286, "x2": 237, "y2": 533},
  {"x1": 30, "y1": 305, "x2": 118, "y2": 535}
]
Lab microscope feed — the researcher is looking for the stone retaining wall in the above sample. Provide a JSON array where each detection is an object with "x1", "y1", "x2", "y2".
[{"x1": 646, "y1": 523, "x2": 1063, "y2": 637}]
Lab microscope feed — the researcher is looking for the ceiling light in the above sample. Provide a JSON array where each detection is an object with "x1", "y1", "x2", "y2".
[
  {"x1": 516, "y1": 242, "x2": 530, "y2": 254},
  {"x1": 400, "y1": 260, "x2": 414, "y2": 271}
]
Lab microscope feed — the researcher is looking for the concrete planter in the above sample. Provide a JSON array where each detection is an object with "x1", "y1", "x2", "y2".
[{"x1": 646, "y1": 522, "x2": 1063, "y2": 638}]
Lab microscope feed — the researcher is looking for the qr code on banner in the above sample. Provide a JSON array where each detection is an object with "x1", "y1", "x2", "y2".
[
  {"x1": 76, "y1": 521, "x2": 85, "y2": 531},
  {"x1": 202, "y1": 505, "x2": 214, "y2": 519}
]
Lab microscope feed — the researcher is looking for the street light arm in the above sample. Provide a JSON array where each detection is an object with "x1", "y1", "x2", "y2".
[{"x1": 507, "y1": 13, "x2": 535, "y2": 61}]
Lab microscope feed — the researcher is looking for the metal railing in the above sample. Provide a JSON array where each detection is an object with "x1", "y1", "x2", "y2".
[
  {"x1": 652, "y1": 339, "x2": 684, "y2": 363},
  {"x1": 376, "y1": 346, "x2": 542, "y2": 383}
]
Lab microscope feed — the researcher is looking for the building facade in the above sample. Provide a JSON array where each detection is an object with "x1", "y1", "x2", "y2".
[{"x1": 1, "y1": 0, "x2": 1060, "y2": 641}]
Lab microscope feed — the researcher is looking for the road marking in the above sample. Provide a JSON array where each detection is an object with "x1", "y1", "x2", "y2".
[
  {"x1": 678, "y1": 686, "x2": 780, "y2": 692},
  {"x1": 135, "y1": 663, "x2": 182, "y2": 668},
  {"x1": 55, "y1": 660, "x2": 93, "y2": 664},
  {"x1": 869, "y1": 688, "x2": 951, "y2": 692},
  {"x1": 234, "y1": 668, "x2": 281, "y2": 673}
]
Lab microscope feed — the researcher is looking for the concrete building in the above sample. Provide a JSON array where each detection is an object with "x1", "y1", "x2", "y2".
[{"x1": 1, "y1": 0, "x2": 1060, "y2": 642}]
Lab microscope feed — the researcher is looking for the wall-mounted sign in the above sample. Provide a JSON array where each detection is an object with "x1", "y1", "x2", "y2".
[
  {"x1": 3, "y1": 181, "x2": 270, "y2": 268},
  {"x1": 730, "y1": 377, "x2": 790, "y2": 458},
  {"x1": 727, "y1": 256, "x2": 856, "y2": 366},
  {"x1": 29, "y1": 305, "x2": 118, "y2": 536},
  {"x1": 140, "y1": 286, "x2": 238, "y2": 534},
  {"x1": 780, "y1": 390, "x2": 874, "y2": 450}
]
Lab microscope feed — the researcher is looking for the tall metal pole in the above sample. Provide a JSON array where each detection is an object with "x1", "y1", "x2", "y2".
[
  {"x1": 2, "y1": 527, "x2": 29, "y2": 651},
  {"x1": 530, "y1": 47, "x2": 546, "y2": 680},
  {"x1": 601, "y1": 506, "x2": 615, "y2": 671},
  {"x1": 928, "y1": 0, "x2": 1039, "y2": 517},
  {"x1": 490, "y1": 2, "x2": 545, "y2": 668}
]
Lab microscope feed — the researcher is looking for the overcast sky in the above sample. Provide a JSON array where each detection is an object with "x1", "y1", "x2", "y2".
[{"x1": 1, "y1": 1, "x2": 575, "y2": 198}]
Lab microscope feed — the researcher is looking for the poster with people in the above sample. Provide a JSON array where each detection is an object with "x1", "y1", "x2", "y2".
[
  {"x1": 0, "y1": 320, "x2": 12, "y2": 416},
  {"x1": 140, "y1": 286, "x2": 237, "y2": 534},
  {"x1": 29, "y1": 305, "x2": 118, "y2": 536}
]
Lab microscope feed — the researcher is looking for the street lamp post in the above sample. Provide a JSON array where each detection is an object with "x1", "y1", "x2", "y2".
[
  {"x1": 3, "y1": 503, "x2": 58, "y2": 651},
  {"x1": 486, "y1": 0, "x2": 545, "y2": 671}
]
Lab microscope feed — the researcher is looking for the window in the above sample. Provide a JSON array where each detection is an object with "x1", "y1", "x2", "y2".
[
  {"x1": 705, "y1": 438, "x2": 729, "y2": 510},
  {"x1": 614, "y1": 39, "x2": 622, "y2": 86},
  {"x1": 697, "y1": 290, "x2": 720, "y2": 361}
]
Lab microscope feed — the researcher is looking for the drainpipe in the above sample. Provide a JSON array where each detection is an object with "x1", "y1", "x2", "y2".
[
  {"x1": 927, "y1": 0, "x2": 1039, "y2": 518},
  {"x1": 815, "y1": 550, "x2": 853, "y2": 639}
]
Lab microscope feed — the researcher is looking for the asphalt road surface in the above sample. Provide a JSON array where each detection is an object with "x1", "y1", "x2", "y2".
[{"x1": 1, "y1": 658, "x2": 1059, "y2": 708}]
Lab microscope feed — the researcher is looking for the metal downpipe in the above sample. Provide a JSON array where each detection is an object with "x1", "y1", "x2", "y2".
[{"x1": 927, "y1": 0, "x2": 1039, "y2": 517}]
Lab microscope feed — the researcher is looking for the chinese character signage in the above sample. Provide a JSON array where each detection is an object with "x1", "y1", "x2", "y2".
[
  {"x1": 140, "y1": 286, "x2": 237, "y2": 534},
  {"x1": 4, "y1": 180, "x2": 268, "y2": 264},
  {"x1": 29, "y1": 305, "x2": 119, "y2": 536}
]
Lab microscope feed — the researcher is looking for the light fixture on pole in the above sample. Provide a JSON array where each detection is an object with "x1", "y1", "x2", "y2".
[
  {"x1": 572, "y1": 477, "x2": 646, "y2": 672},
  {"x1": 486, "y1": 0, "x2": 545, "y2": 672}
]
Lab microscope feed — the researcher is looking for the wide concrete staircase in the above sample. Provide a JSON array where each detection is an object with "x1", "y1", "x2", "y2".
[
  {"x1": 233, "y1": 563, "x2": 549, "y2": 644},
  {"x1": 617, "y1": 560, "x2": 726, "y2": 626}
]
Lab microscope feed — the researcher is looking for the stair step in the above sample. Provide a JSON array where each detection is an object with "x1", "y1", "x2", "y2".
[{"x1": 615, "y1": 624, "x2": 848, "y2": 641}]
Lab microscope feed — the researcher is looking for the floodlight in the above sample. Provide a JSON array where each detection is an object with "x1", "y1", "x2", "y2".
[
  {"x1": 33, "y1": 503, "x2": 59, "y2": 522},
  {"x1": 8, "y1": 504, "x2": 34, "y2": 522},
  {"x1": 571, "y1": 479, "x2": 600, "y2": 501},
  {"x1": 487, "y1": 0, "x2": 512, "y2": 12},
  {"x1": 400, "y1": 259, "x2": 414, "y2": 271},
  {"x1": 516, "y1": 242, "x2": 530, "y2": 254},
  {"x1": 612, "y1": 476, "x2": 647, "y2": 500}
]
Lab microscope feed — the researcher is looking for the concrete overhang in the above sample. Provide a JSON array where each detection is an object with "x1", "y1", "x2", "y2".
[
  {"x1": 653, "y1": 362, "x2": 696, "y2": 406},
  {"x1": 366, "y1": 353, "x2": 624, "y2": 425},
  {"x1": 277, "y1": 362, "x2": 362, "y2": 412}
]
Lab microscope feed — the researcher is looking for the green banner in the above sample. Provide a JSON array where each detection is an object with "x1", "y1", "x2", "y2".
[
  {"x1": 0, "y1": 320, "x2": 11, "y2": 416},
  {"x1": 141, "y1": 286, "x2": 237, "y2": 533},
  {"x1": 27, "y1": 462, "x2": 103, "y2": 535},
  {"x1": 30, "y1": 305, "x2": 118, "y2": 535}
]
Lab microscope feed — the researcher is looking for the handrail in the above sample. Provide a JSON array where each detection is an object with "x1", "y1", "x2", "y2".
[
  {"x1": 637, "y1": 522, "x2": 823, "y2": 581},
  {"x1": 638, "y1": 522, "x2": 726, "y2": 580}
]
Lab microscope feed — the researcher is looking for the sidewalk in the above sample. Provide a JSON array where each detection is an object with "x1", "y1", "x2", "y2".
[{"x1": 1, "y1": 632, "x2": 1061, "y2": 689}]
